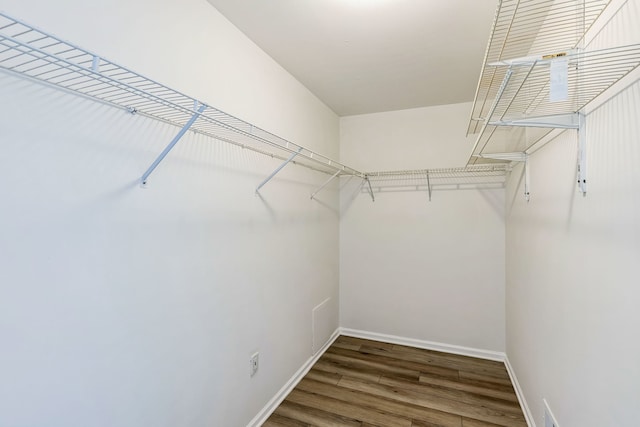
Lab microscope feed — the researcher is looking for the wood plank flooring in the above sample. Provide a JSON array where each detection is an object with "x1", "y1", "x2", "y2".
[{"x1": 263, "y1": 336, "x2": 526, "y2": 427}]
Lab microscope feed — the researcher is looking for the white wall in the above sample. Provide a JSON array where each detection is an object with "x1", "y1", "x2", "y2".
[
  {"x1": 0, "y1": 1, "x2": 340, "y2": 426},
  {"x1": 340, "y1": 103, "x2": 476, "y2": 171},
  {"x1": 340, "y1": 103, "x2": 506, "y2": 353},
  {"x1": 505, "y1": 1, "x2": 640, "y2": 426}
]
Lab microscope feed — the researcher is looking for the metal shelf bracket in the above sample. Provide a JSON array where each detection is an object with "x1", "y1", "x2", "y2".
[
  {"x1": 310, "y1": 170, "x2": 341, "y2": 200},
  {"x1": 141, "y1": 102, "x2": 207, "y2": 185},
  {"x1": 364, "y1": 176, "x2": 375, "y2": 202},
  {"x1": 256, "y1": 147, "x2": 303, "y2": 193},
  {"x1": 577, "y1": 113, "x2": 587, "y2": 196},
  {"x1": 524, "y1": 155, "x2": 530, "y2": 202},
  {"x1": 490, "y1": 113, "x2": 580, "y2": 129},
  {"x1": 477, "y1": 152, "x2": 530, "y2": 201}
]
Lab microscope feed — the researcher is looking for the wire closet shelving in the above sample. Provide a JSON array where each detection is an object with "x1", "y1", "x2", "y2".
[
  {"x1": 0, "y1": 11, "x2": 517, "y2": 199},
  {"x1": 0, "y1": 12, "x2": 365, "y2": 186},
  {"x1": 467, "y1": 0, "x2": 640, "y2": 171},
  {"x1": 363, "y1": 165, "x2": 510, "y2": 201}
]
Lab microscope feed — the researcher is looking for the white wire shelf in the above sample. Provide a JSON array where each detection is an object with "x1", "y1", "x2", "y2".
[
  {"x1": 365, "y1": 164, "x2": 510, "y2": 179},
  {"x1": 363, "y1": 165, "x2": 510, "y2": 198},
  {"x1": 0, "y1": 12, "x2": 516, "y2": 198},
  {"x1": 469, "y1": 0, "x2": 611, "y2": 134},
  {"x1": 0, "y1": 12, "x2": 364, "y2": 182},
  {"x1": 467, "y1": 0, "x2": 640, "y2": 165}
]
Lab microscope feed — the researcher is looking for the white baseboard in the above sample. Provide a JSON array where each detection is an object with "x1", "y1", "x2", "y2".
[
  {"x1": 504, "y1": 355, "x2": 536, "y2": 427},
  {"x1": 246, "y1": 328, "x2": 341, "y2": 427},
  {"x1": 340, "y1": 328, "x2": 506, "y2": 362}
]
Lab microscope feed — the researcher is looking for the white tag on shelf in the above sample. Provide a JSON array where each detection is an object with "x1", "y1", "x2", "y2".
[{"x1": 549, "y1": 58, "x2": 568, "y2": 102}]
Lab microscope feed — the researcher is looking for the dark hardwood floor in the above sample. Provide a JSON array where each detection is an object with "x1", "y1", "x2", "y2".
[{"x1": 263, "y1": 335, "x2": 526, "y2": 427}]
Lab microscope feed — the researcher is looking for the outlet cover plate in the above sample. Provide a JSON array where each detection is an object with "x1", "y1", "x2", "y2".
[{"x1": 250, "y1": 352, "x2": 259, "y2": 377}]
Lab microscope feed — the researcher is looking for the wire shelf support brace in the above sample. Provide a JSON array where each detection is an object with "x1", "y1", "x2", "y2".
[
  {"x1": 577, "y1": 112, "x2": 587, "y2": 196},
  {"x1": 310, "y1": 170, "x2": 341, "y2": 200},
  {"x1": 364, "y1": 177, "x2": 375, "y2": 202},
  {"x1": 141, "y1": 102, "x2": 207, "y2": 185},
  {"x1": 255, "y1": 148, "x2": 303, "y2": 193}
]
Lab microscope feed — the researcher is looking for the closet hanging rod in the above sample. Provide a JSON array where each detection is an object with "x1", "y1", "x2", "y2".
[{"x1": 0, "y1": 12, "x2": 364, "y2": 181}]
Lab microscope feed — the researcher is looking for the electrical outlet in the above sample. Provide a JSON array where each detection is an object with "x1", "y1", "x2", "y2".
[
  {"x1": 250, "y1": 352, "x2": 259, "y2": 377},
  {"x1": 544, "y1": 399, "x2": 559, "y2": 427}
]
